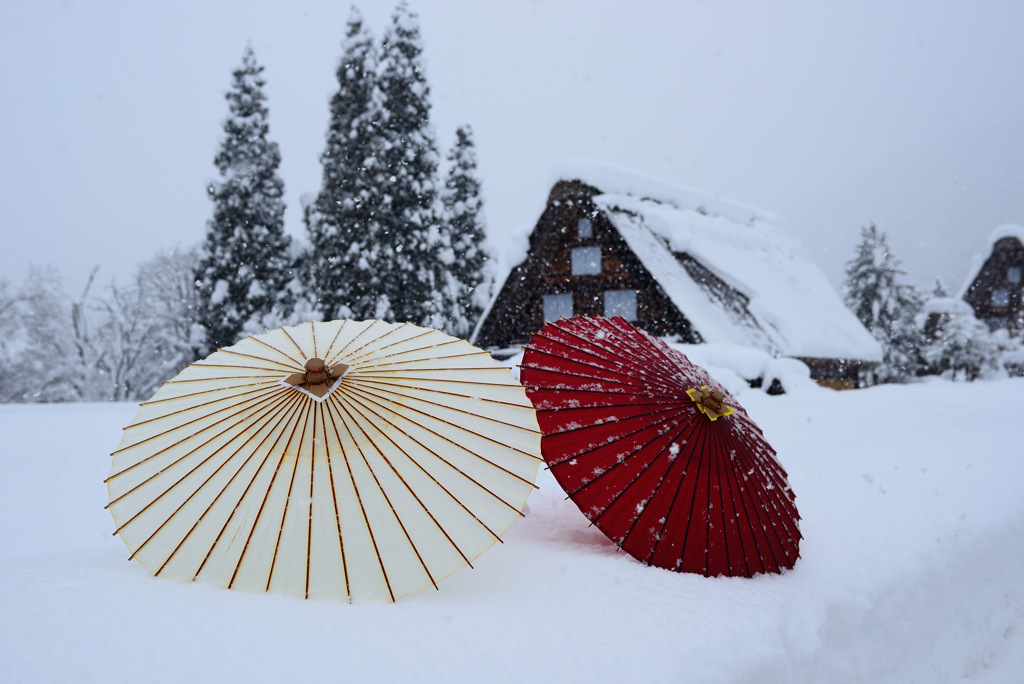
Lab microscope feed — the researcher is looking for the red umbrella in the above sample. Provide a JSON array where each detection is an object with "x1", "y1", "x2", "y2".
[{"x1": 521, "y1": 316, "x2": 800, "y2": 577}]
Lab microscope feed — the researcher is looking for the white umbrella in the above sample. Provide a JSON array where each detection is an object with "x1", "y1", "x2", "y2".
[{"x1": 106, "y1": 320, "x2": 542, "y2": 602}]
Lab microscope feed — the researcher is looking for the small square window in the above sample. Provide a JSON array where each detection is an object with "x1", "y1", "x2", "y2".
[
  {"x1": 1008, "y1": 266, "x2": 1021, "y2": 284},
  {"x1": 543, "y1": 293, "x2": 574, "y2": 321},
  {"x1": 571, "y1": 247, "x2": 602, "y2": 275},
  {"x1": 604, "y1": 290, "x2": 637, "y2": 321},
  {"x1": 577, "y1": 217, "x2": 593, "y2": 238},
  {"x1": 992, "y1": 289, "x2": 1010, "y2": 307}
]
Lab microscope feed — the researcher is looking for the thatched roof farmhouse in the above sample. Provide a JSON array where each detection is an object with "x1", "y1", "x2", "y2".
[
  {"x1": 473, "y1": 161, "x2": 881, "y2": 389},
  {"x1": 957, "y1": 224, "x2": 1024, "y2": 335}
]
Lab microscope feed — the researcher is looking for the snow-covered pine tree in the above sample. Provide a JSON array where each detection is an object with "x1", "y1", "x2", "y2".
[
  {"x1": 843, "y1": 223, "x2": 924, "y2": 383},
  {"x1": 370, "y1": 2, "x2": 441, "y2": 325},
  {"x1": 304, "y1": 7, "x2": 383, "y2": 321},
  {"x1": 195, "y1": 46, "x2": 292, "y2": 353},
  {"x1": 437, "y1": 125, "x2": 490, "y2": 337}
]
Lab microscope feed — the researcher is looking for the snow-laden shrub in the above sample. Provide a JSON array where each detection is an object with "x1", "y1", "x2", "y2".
[{"x1": 922, "y1": 300, "x2": 1000, "y2": 381}]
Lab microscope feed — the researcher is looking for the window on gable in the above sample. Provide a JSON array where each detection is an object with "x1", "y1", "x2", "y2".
[
  {"x1": 577, "y1": 217, "x2": 593, "y2": 238},
  {"x1": 543, "y1": 293, "x2": 574, "y2": 321},
  {"x1": 992, "y1": 289, "x2": 1010, "y2": 307},
  {"x1": 1008, "y1": 266, "x2": 1021, "y2": 284},
  {"x1": 571, "y1": 247, "x2": 602, "y2": 275},
  {"x1": 604, "y1": 290, "x2": 637, "y2": 321}
]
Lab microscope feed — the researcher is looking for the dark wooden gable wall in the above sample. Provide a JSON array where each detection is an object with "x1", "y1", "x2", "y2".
[
  {"x1": 963, "y1": 236, "x2": 1024, "y2": 334},
  {"x1": 474, "y1": 181, "x2": 699, "y2": 349}
]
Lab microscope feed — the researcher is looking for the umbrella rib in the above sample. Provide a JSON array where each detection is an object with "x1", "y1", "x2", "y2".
[
  {"x1": 324, "y1": 319, "x2": 382, "y2": 364},
  {"x1": 230, "y1": 398, "x2": 312, "y2": 590},
  {"x1": 342, "y1": 386, "x2": 539, "y2": 492},
  {"x1": 550, "y1": 406, "x2": 690, "y2": 471},
  {"x1": 720, "y1": 434, "x2": 784, "y2": 572},
  {"x1": 671, "y1": 420, "x2": 716, "y2": 574},
  {"x1": 334, "y1": 400, "x2": 440, "y2": 589},
  {"x1": 107, "y1": 392, "x2": 289, "y2": 509},
  {"x1": 733, "y1": 427, "x2": 797, "y2": 513},
  {"x1": 588, "y1": 411, "x2": 700, "y2": 535},
  {"x1": 345, "y1": 383, "x2": 543, "y2": 462},
  {"x1": 546, "y1": 322, "x2": 684, "y2": 385},
  {"x1": 311, "y1": 320, "x2": 318, "y2": 358},
  {"x1": 154, "y1": 395, "x2": 305, "y2": 578},
  {"x1": 357, "y1": 366, "x2": 503, "y2": 375},
  {"x1": 323, "y1": 399, "x2": 396, "y2": 602},
  {"x1": 191, "y1": 395, "x2": 307, "y2": 583},
  {"x1": 728, "y1": 424, "x2": 791, "y2": 571},
  {"x1": 536, "y1": 400, "x2": 683, "y2": 423},
  {"x1": 352, "y1": 381, "x2": 541, "y2": 436},
  {"x1": 543, "y1": 404, "x2": 685, "y2": 443},
  {"x1": 344, "y1": 390, "x2": 515, "y2": 536},
  {"x1": 349, "y1": 374, "x2": 512, "y2": 387},
  {"x1": 126, "y1": 384, "x2": 278, "y2": 430},
  {"x1": 124, "y1": 393, "x2": 300, "y2": 560},
  {"x1": 358, "y1": 350, "x2": 492, "y2": 372},
  {"x1": 635, "y1": 415, "x2": 706, "y2": 564},
  {"x1": 524, "y1": 346, "x2": 681, "y2": 395},
  {"x1": 265, "y1": 399, "x2": 313, "y2": 593},
  {"x1": 317, "y1": 402, "x2": 351, "y2": 602},
  {"x1": 521, "y1": 366, "x2": 671, "y2": 394},
  {"x1": 726, "y1": 430, "x2": 798, "y2": 563},
  {"x1": 626, "y1": 324, "x2": 709, "y2": 393},
  {"x1": 305, "y1": 404, "x2": 317, "y2": 599},
  {"x1": 189, "y1": 363, "x2": 293, "y2": 374},
  {"x1": 521, "y1": 384, "x2": 681, "y2": 400},
  {"x1": 703, "y1": 424, "x2": 716, "y2": 576},
  {"x1": 354, "y1": 336, "x2": 459, "y2": 365},
  {"x1": 333, "y1": 320, "x2": 394, "y2": 363},
  {"x1": 356, "y1": 376, "x2": 534, "y2": 409},
  {"x1": 280, "y1": 327, "x2": 307, "y2": 361},
  {"x1": 725, "y1": 426, "x2": 794, "y2": 517},
  {"x1": 343, "y1": 327, "x2": 434, "y2": 364},
  {"x1": 218, "y1": 349, "x2": 297, "y2": 370},
  {"x1": 320, "y1": 319, "x2": 348, "y2": 365},
  {"x1": 165, "y1": 374, "x2": 280, "y2": 385},
  {"x1": 139, "y1": 379, "x2": 279, "y2": 407},
  {"x1": 248, "y1": 335, "x2": 305, "y2": 366},
  {"x1": 582, "y1": 320, "x2": 697, "y2": 388},
  {"x1": 337, "y1": 399, "x2": 474, "y2": 571},
  {"x1": 113, "y1": 386, "x2": 287, "y2": 455},
  {"x1": 581, "y1": 409, "x2": 700, "y2": 516},
  {"x1": 709, "y1": 425, "x2": 750, "y2": 577},
  {"x1": 323, "y1": 397, "x2": 395, "y2": 602},
  {"x1": 106, "y1": 387, "x2": 291, "y2": 481}
]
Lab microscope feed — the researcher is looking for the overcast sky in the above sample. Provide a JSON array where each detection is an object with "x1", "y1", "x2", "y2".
[{"x1": 2, "y1": 0, "x2": 1022, "y2": 297}]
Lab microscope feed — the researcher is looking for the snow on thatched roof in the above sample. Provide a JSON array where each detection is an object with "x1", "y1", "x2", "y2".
[
  {"x1": 955, "y1": 223, "x2": 1024, "y2": 299},
  {"x1": 494, "y1": 159, "x2": 881, "y2": 361}
]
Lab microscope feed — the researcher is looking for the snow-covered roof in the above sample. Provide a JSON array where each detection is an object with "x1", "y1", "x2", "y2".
[
  {"x1": 548, "y1": 159, "x2": 781, "y2": 226},
  {"x1": 491, "y1": 159, "x2": 881, "y2": 361},
  {"x1": 923, "y1": 296, "x2": 973, "y2": 316},
  {"x1": 955, "y1": 223, "x2": 1024, "y2": 299}
]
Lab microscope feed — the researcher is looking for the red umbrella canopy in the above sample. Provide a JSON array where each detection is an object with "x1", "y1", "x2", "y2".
[{"x1": 521, "y1": 317, "x2": 800, "y2": 577}]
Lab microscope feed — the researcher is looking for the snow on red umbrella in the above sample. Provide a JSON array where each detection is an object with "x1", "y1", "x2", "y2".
[{"x1": 520, "y1": 316, "x2": 800, "y2": 577}]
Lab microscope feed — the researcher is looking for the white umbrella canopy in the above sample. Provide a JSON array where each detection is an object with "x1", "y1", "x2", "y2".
[{"x1": 106, "y1": 320, "x2": 542, "y2": 602}]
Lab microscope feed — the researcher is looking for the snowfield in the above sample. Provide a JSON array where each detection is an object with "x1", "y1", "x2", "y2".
[{"x1": 2, "y1": 378, "x2": 1023, "y2": 683}]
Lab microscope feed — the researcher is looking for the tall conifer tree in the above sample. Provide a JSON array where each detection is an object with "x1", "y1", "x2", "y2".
[
  {"x1": 304, "y1": 8, "x2": 382, "y2": 320},
  {"x1": 843, "y1": 223, "x2": 923, "y2": 383},
  {"x1": 196, "y1": 46, "x2": 291, "y2": 352},
  {"x1": 438, "y1": 125, "x2": 489, "y2": 337},
  {"x1": 370, "y1": 2, "x2": 440, "y2": 324}
]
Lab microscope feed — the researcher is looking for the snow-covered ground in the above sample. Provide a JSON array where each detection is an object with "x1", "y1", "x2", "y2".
[{"x1": 2, "y1": 378, "x2": 1023, "y2": 683}]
